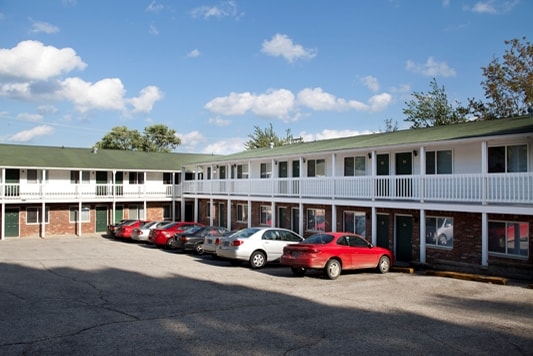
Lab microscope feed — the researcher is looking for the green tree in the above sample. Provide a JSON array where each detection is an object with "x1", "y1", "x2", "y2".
[
  {"x1": 141, "y1": 124, "x2": 181, "y2": 152},
  {"x1": 383, "y1": 118, "x2": 399, "y2": 132},
  {"x1": 244, "y1": 123, "x2": 301, "y2": 150},
  {"x1": 467, "y1": 37, "x2": 533, "y2": 119},
  {"x1": 95, "y1": 124, "x2": 180, "y2": 152},
  {"x1": 403, "y1": 78, "x2": 468, "y2": 128}
]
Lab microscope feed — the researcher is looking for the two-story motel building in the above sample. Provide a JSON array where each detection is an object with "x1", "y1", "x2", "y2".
[{"x1": 1, "y1": 116, "x2": 532, "y2": 278}]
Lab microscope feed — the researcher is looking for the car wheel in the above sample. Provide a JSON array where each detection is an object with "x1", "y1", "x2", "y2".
[
  {"x1": 291, "y1": 266, "x2": 307, "y2": 277},
  {"x1": 249, "y1": 251, "x2": 266, "y2": 269},
  {"x1": 377, "y1": 255, "x2": 391, "y2": 274},
  {"x1": 165, "y1": 239, "x2": 174, "y2": 250},
  {"x1": 194, "y1": 243, "x2": 204, "y2": 255},
  {"x1": 438, "y1": 234, "x2": 448, "y2": 246},
  {"x1": 324, "y1": 259, "x2": 341, "y2": 280}
]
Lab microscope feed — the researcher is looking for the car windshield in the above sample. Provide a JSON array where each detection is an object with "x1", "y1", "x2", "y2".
[
  {"x1": 232, "y1": 228, "x2": 261, "y2": 238},
  {"x1": 303, "y1": 234, "x2": 334, "y2": 244}
]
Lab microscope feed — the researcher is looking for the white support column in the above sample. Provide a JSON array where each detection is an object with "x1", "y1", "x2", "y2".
[
  {"x1": 271, "y1": 201, "x2": 276, "y2": 227},
  {"x1": 112, "y1": 170, "x2": 116, "y2": 225},
  {"x1": 77, "y1": 200, "x2": 82, "y2": 237},
  {"x1": 420, "y1": 209, "x2": 426, "y2": 263},
  {"x1": 420, "y1": 146, "x2": 425, "y2": 203},
  {"x1": 482, "y1": 212, "x2": 488, "y2": 266},
  {"x1": 210, "y1": 198, "x2": 214, "y2": 225},
  {"x1": 41, "y1": 201, "x2": 46, "y2": 238},
  {"x1": 331, "y1": 203, "x2": 336, "y2": 232},
  {"x1": 227, "y1": 198, "x2": 232, "y2": 230},
  {"x1": 481, "y1": 141, "x2": 488, "y2": 205},
  {"x1": 371, "y1": 207, "x2": 377, "y2": 245},
  {"x1": 299, "y1": 202, "x2": 304, "y2": 235},
  {"x1": 247, "y1": 201, "x2": 252, "y2": 228}
]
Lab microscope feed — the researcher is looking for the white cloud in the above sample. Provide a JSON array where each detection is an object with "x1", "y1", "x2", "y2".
[
  {"x1": 146, "y1": 1, "x2": 163, "y2": 13},
  {"x1": 30, "y1": 20, "x2": 60, "y2": 34},
  {"x1": 0, "y1": 40, "x2": 86, "y2": 81},
  {"x1": 37, "y1": 104, "x2": 58, "y2": 115},
  {"x1": 187, "y1": 49, "x2": 201, "y2": 58},
  {"x1": 60, "y1": 77, "x2": 126, "y2": 112},
  {"x1": 203, "y1": 138, "x2": 246, "y2": 155},
  {"x1": 149, "y1": 24, "x2": 159, "y2": 35},
  {"x1": 178, "y1": 130, "x2": 208, "y2": 151},
  {"x1": 208, "y1": 117, "x2": 231, "y2": 126},
  {"x1": 300, "y1": 129, "x2": 371, "y2": 142},
  {"x1": 361, "y1": 75, "x2": 380, "y2": 92},
  {"x1": 297, "y1": 87, "x2": 392, "y2": 113},
  {"x1": 405, "y1": 57, "x2": 456, "y2": 77},
  {"x1": 205, "y1": 87, "x2": 392, "y2": 119},
  {"x1": 468, "y1": 0, "x2": 518, "y2": 14},
  {"x1": 17, "y1": 113, "x2": 43, "y2": 122},
  {"x1": 191, "y1": 1, "x2": 242, "y2": 20},
  {"x1": 128, "y1": 85, "x2": 163, "y2": 113},
  {"x1": 8, "y1": 125, "x2": 54, "y2": 142},
  {"x1": 261, "y1": 34, "x2": 317, "y2": 63}
]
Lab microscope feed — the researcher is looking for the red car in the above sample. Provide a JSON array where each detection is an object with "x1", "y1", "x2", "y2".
[
  {"x1": 281, "y1": 232, "x2": 394, "y2": 280},
  {"x1": 115, "y1": 220, "x2": 149, "y2": 239},
  {"x1": 148, "y1": 222, "x2": 204, "y2": 248}
]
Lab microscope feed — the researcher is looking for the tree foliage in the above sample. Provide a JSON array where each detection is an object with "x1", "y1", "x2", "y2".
[
  {"x1": 244, "y1": 123, "x2": 302, "y2": 150},
  {"x1": 95, "y1": 124, "x2": 181, "y2": 152},
  {"x1": 466, "y1": 37, "x2": 533, "y2": 119},
  {"x1": 403, "y1": 78, "x2": 468, "y2": 128}
]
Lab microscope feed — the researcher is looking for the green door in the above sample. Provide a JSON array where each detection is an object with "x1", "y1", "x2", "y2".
[
  {"x1": 395, "y1": 152, "x2": 413, "y2": 197},
  {"x1": 218, "y1": 203, "x2": 226, "y2": 227},
  {"x1": 395, "y1": 215, "x2": 413, "y2": 262},
  {"x1": 114, "y1": 206, "x2": 123, "y2": 224},
  {"x1": 95, "y1": 206, "x2": 108, "y2": 232},
  {"x1": 376, "y1": 214, "x2": 389, "y2": 248},
  {"x1": 5, "y1": 208, "x2": 19, "y2": 237}
]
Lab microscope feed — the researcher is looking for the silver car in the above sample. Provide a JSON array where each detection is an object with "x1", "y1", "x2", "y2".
[
  {"x1": 131, "y1": 221, "x2": 171, "y2": 242},
  {"x1": 216, "y1": 227, "x2": 303, "y2": 269}
]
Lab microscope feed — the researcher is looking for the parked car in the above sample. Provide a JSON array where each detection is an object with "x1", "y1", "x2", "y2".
[
  {"x1": 148, "y1": 222, "x2": 204, "y2": 248},
  {"x1": 170, "y1": 226, "x2": 231, "y2": 254},
  {"x1": 107, "y1": 219, "x2": 136, "y2": 237},
  {"x1": 115, "y1": 220, "x2": 149, "y2": 239},
  {"x1": 131, "y1": 221, "x2": 171, "y2": 242},
  {"x1": 203, "y1": 230, "x2": 237, "y2": 256},
  {"x1": 280, "y1": 232, "x2": 394, "y2": 280},
  {"x1": 216, "y1": 227, "x2": 303, "y2": 269}
]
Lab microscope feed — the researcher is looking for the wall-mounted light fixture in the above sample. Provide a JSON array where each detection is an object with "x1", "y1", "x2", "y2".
[
  {"x1": 302, "y1": 158, "x2": 306, "y2": 163},
  {"x1": 368, "y1": 153, "x2": 372, "y2": 159},
  {"x1": 413, "y1": 150, "x2": 418, "y2": 157}
]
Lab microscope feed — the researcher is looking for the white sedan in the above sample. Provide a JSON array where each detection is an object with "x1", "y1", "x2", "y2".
[{"x1": 216, "y1": 227, "x2": 303, "y2": 269}]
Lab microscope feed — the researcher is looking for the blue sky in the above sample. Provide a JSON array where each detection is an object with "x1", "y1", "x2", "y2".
[{"x1": 0, "y1": 0, "x2": 531, "y2": 154}]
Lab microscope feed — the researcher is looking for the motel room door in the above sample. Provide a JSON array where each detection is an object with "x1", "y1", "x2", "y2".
[{"x1": 395, "y1": 215, "x2": 413, "y2": 262}]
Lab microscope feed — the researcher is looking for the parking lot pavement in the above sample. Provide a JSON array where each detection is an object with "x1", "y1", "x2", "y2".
[{"x1": 1, "y1": 235, "x2": 532, "y2": 355}]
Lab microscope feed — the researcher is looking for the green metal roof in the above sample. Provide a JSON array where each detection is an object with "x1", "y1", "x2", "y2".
[
  {"x1": 0, "y1": 144, "x2": 215, "y2": 171},
  {"x1": 1, "y1": 116, "x2": 532, "y2": 170},
  {"x1": 206, "y1": 115, "x2": 533, "y2": 163}
]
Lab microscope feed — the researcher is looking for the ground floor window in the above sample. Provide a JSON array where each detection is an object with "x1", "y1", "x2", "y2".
[
  {"x1": 27, "y1": 207, "x2": 49, "y2": 224},
  {"x1": 70, "y1": 206, "x2": 90, "y2": 222},
  {"x1": 237, "y1": 204, "x2": 248, "y2": 223},
  {"x1": 343, "y1": 211, "x2": 366, "y2": 237},
  {"x1": 163, "y1": 204, "x2": 172, "y2": 220},
  {"x1": 260, "y1": 205, "x2": 272, "y2": 225},
  {"x1": 128, "y1": 205, "x2": 144, "y2": 219},
  {"x1": 307, "y1": 208, "x2": 325, "y2": 232},
  {"x1": 425, "y1": 217, "x2": 454, "y2": 247},
  {"x1": 489, "y1": 221, "x2": 529, "y2": 257}
]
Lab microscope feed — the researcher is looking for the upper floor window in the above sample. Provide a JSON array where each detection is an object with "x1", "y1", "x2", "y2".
[
  {"x1": 236, "y1": 164, "x2": 248, "y2": 179},
  {"x1": 129, "y1": 172, "x2": 145, "y2": 184},
  {"x1": 260, "y1": 163, "x2": 272, "y2": 179},
  {"x1": 71, "y1": 171, "x2": 90, "y2": 184},
  {"x1": 489, "y1": 220, "x2": 528, "y2": 258},
  {"x1": 27, "y1": 169, "x2": 49, "y2": 183},
  {"x1": 344, "y1": 156, "x2": 366, "y2": 176},
  {"x1": 307, "y1": 159, "x2": 325, "y2": 177},
  {"x1": 488, "y1": 144, "x2": 527, "y2": 173},
  {"x1": 426, "y1": 150, "x2": 452, "y2": 174}
]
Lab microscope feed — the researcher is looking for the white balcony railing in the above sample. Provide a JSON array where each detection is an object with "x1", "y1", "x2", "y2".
[
  {"x1": 181, "y1": 173, "x2": 533, "y2": 205},
  {"x1": 1, "y1": 173, "x2": 532, "y2": 205},
  {"x1": 1, "y1": 183, "x2": 176, "y2": 202}
]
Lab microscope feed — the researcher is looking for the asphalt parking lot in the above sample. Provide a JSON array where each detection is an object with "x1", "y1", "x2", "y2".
[{"x1": 1, "y1": 235, "x2": 532, "y2": 355}]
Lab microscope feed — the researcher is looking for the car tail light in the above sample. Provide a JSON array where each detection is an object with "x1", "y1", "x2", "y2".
[
  {"x1": 181, "y1": 237, "x2": 189, "y2": 241},
  {"x1": 215, "y1": 238, "x2": 220, "y2": 245},
  {"x1": 231, "y1": 240, "x2": 244, "y2": 246}
]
